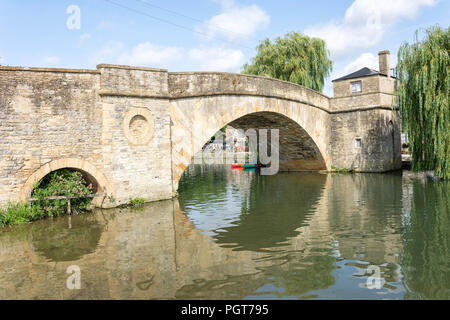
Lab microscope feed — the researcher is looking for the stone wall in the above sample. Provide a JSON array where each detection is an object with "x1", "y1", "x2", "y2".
[
  {"x1": 98, "y1": 65, "x2": 173, "y2": 206},
  {"x1": 169, "y1": 72, "x2": 331, "y2": 111},
  {"x1": 0, "y1": 65, "x2": 402, "y2": 207},
  {"x1": 330, "y1": 73, "x2": 401, "y2": 171},
  {"x1": 332, "y1": 75, "x2": 396, "y2": 110},
  {"x1": 329, "y1": 109, "x2": 402, "y2": 172},
  {"x1": 0, "y1": 67, "x2": 103, "y2": 204}
]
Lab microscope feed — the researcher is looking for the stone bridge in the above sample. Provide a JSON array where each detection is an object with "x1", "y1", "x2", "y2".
[{"x1": 0, "y1": 61, "x2": 401, "y2": 207}]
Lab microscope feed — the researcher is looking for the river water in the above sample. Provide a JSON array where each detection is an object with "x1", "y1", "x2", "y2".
[{"x1": 0, "y1": 165, "x2": 448, "y2": 299}]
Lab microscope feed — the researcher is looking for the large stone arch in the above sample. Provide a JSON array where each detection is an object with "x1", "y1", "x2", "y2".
[
  {"x1": 169, "y1": 73, "x2": 332, "y2": 192},
  {"x1": 228, "y1": 111, "x2": 327, "y2": 170},
  {"x1": 19, "y1": 158, "x2": 111, "y2": 206}
]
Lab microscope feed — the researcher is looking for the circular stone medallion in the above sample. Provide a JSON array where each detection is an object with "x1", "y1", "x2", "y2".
[{"x1": 123, "y1": 108, "x2": 154, "y2": 145}]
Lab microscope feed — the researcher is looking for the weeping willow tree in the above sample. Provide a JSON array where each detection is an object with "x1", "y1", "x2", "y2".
[
  {"x1": 242, "y1": 32, "x2": 332, "y2": 93},
  {"x1": 397, "y1": 25, "x2": 449, "y2": 180}
]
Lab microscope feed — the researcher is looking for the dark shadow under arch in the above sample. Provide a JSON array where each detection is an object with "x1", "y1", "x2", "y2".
[{"x1": 200, "y1": 111, "x2": 327, "y2": 171}]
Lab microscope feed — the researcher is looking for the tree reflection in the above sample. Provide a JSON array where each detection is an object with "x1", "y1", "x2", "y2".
[
  {"x1": 401, "y1": 179, "x2": 450, "y2": 299},
  {"x1": 179, "y1": 165, "x2": 327, "y2": 251},
  {"x1": 213, "y1": 173, "x2": 327, "y2": 251},
  {"x1": 31, "y1": 214, "x2": 103, "y2": 262}
]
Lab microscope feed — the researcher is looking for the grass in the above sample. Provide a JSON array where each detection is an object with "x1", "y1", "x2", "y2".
[
  {"x1": 0, "y1": 169, "x2": 97, "y2": 228},
  {"x1": 129, "y1": 197, "x2": 146, "y2": 207},
  {"x1": 0, "y1": 203, "x2": 39, "y2": 227},
  {"x1": 330, "y1": 165, "x2": 354, "y2": 173}
]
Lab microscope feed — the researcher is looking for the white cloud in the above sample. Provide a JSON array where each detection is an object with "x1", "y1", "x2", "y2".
[
  {"x1": 43, "y1": 56, "x2": 61, "y2": 65},
  {"x1": 200, "y1": 0, "x2": 270, "y2": 41},
  {"x1": 92, "y1": 41, "x2": 125, "y2": 65},
  {"x1": 188, "y1": 47, "x2": 245, "y2": 72},
  {"x1": 91, "y1": 1, "x2": 266, "y2": 71},
  {"x1": 94, "y1": 41, "x2": 245, "y2": 72},
  {"x1": 343, "y1": 52, "x2": 379, "y2": 75},
  {"x1": 326, "y1": 52, "x2": 378, "y2": 95},
  {"x1": 118, "y1": 42, "x2": 184, "y2": 67},
  {"x1": 78, "y1": 33, "x2": 91, "y2": 47},
  {"x1": 0, "y1": 56, "x2": 5, "y2": 65},
  {"x1": 306, "y1": 0, "x2": 438, "y2": 57},
  {"x1": 97, "y1": 20, "x2": 115, "y2": 30}
]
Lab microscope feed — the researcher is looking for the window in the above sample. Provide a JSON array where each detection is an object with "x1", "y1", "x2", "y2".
[
  {"x1": 355, "y1": 138, "x2": 362, "y2": 148},
  {"x1": 351, "y1": 81, "x2": 362, "y2": 93}
]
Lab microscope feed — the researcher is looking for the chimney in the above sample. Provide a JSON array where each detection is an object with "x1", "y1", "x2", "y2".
[{"x1": 378, "y1": 50, "x2": 390, "y2": 77}]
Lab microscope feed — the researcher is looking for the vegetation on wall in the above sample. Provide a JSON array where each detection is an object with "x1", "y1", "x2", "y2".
[
  {"x1": 242, "y1": 32, "x2": 333, "y2": 93},
  {"x1": 0, "y1": 169, "x2": 94, "y2": 227},
  {"x1": 129, "y1": 197, "x2": 146, "y2": 207},
  {"x1": 397, "y1": 25, "x2": 449, "y2": 180},
  {"x1": 31, "y1": 169, "x2": 94, "y2": 216}
]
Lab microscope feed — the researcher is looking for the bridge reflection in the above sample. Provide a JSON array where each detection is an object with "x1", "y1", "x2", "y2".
[
  {"x1": 178, "y1": 166, "x2": 327, "y2": 252},
  {"x1": 0, "y1": 171, "x2": 446, "y2": 299}
]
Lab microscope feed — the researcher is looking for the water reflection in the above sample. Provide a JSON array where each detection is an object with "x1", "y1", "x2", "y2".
[
  {"x1": 0, "y1": 167, "x2": 448, "y2": 300},
  {"x1": 401, "y1": 179, "x2": 450, "y2": 299},
  {"x1": 31, "y1": 215, "x2": 103, "y2": 262},
  {"x1": 178, "y1": 165, "x2": 327, "y2": 251}
]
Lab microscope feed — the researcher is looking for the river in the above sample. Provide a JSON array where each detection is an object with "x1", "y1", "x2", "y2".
[{"x1": 0, "y1": 165, "x2": 448, "y2": 299}]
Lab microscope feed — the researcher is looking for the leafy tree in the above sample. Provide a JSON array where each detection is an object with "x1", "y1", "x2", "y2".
[
  {"x1": 397, "y1": 25, "x2": 449, "y2": 179},
  {"x1": 242, "y1": 32, "x2": 332, "y2": 92}
]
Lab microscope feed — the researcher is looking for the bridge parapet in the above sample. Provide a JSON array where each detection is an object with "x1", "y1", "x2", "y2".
[
  {"x1": 168, "y1": 72, "x2": 330, "y2": 111},
  {"x1": 97, "y1": 64, "x2": 169, "y2": 98}
]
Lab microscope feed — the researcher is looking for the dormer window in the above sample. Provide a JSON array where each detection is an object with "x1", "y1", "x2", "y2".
[{"x1": 351, "y1": 81, "x2": 362, "y2": 93}]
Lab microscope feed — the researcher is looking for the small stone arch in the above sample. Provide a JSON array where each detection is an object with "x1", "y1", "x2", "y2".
[{"x1": 19, "y1": 158, "x2": 111, "y2": 207}]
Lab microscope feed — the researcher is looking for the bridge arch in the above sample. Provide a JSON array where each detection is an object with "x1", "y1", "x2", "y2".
[
  {"x1": 169, "y1": 73, "x2": 332, "y2": 191},
  {"x1": 19, "y1": 158, "x2": 111, "y2": 206}
]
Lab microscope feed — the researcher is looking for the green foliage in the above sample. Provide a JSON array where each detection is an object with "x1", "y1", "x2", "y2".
[
  {"x1": 31, "y1": 214, "x2": 103, "y2": 262},
  {"x1": 397, "y1": 25, "x2": 449, "y2": 179},
  {"x1": 107, "y1": 194, "x2": 116, "y2": 203},
  {"x1": 0, "y1": 169, "x2": 94, "y2": 227},
  {"x1": 242, "y1": 32, "x2": 333, "y2": 93},
  {"x1": 32, "y1": 169, "x2": 94, "y2": 217},
  {"x1": 129, "y1": 197, "x2": 145, "y2": 207},
  {"x1": 330, "y1": 165, "x2": 353, "y2": 173},
  {"x1": 0, "y1": 202, "x2": 47, "y2": 227},
  {"x1": 402, "y1": 179, "x2": 450, "y2": 299},
  {"x1": 0, "y1": 203, "x2": 31, "y2": 227}
]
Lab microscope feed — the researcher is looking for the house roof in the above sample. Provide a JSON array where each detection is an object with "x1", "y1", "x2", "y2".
[{"x1": 332, "y1": 67, "x2": 382, "y2": 82}]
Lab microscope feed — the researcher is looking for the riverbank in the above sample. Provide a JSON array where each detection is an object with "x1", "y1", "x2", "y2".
[{"x1": 0, "y1": 195, "x2": 150, "y2": 228}]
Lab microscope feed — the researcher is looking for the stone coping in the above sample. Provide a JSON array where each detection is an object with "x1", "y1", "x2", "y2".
[
  {"x1": 2, "y1": 64, "x2": 397, "y2": 115},
  {"x1": 333, "y1": 91, "x2": 396, "y2": 99},
  {"x1": 330, "y1": 105, "x2": 399, "y2": 114},
  {"x1": 0, "y1": 64, "x2": 336, "y2": 101},
  {"x1": 169, "y1": 71, "x2": 331, "y2": 99},
  {"x1": 96, "y1": 64, "x2": 168, "y2": 72},
  {"x1": 0, "y1": 65, "x2": 100, "y2": 74}
]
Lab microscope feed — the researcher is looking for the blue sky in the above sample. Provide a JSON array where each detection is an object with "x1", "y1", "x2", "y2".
[{"x1": 0, "y1": 0, "x2": 448, "y2": 95}]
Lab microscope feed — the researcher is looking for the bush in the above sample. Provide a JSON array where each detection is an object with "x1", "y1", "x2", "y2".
[
  {"x1": 0, "y1": 169, "x2": 94, "y2": 227},
  {"x1": 31, "y1": 169, "x2": 94, "y2": 218},
  {"x1": 0, "y1": 203, "x2": 29, "y2": 226}
]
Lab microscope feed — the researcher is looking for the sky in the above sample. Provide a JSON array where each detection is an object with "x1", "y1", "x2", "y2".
[{"x1": 0, "y1": 0, "x2": 448, "y2": 96}]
